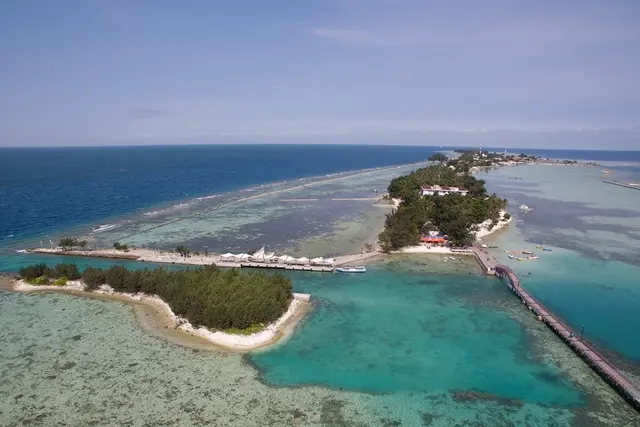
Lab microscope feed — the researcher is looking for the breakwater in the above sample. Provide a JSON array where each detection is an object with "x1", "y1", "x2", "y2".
[
  {"x1": 495, "y1": 264, "x2": 640, "y2": 411},
  {"x1": 603, "y1": 180, "x2": 640, "y2": 191}
]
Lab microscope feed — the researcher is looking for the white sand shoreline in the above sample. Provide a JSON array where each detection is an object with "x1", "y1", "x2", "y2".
[
  {"x1": 396, "y1": 210, "x2": 512, "y2": 254},
  {"x1": 475, "y1": 210, "x2": 512, "y2": 240},
  {"x1": 11, "y1": 279, "x2": 310, "y2": 352}
]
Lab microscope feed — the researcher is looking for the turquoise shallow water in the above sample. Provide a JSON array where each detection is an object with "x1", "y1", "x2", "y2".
[
  {"x1": 482, "y1": 165, "x2": 640, "y2": 368},
  {"x1": 252, "y1": 262, "x2": 582, "y2": 406},
  {"x1": 5, "y1": 258, "x2": 639, "y2": 426}
]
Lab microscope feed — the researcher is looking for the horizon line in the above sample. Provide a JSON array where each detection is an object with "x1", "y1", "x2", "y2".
[{"x1": 1, "y1": 143, "x2": 639, "y2": 152}]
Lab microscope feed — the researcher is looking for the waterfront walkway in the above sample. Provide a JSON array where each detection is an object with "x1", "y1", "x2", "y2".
[
  {"x1": 495, "y1": 264, "x2": 640, "y2": 411},
  {"x1": 470, "y1": 246, "x2": 498, "y2": 275}
]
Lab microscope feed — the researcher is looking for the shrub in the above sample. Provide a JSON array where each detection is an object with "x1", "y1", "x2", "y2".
[
  {"x1": 59, "y1": 237, "x2": 77, "y2": 249},
  {"x1": 105, "y1": 265, "x2": 130, "y2": 289},
  {"x1": 19, "y1": 263, "x2": 52, "y2": 281},
  {"x1": 112, "y1": 241, "x2": 128, "y2": 251},
  {"x1": 33, "y1": 276, "x2": 50, "y2": 285},
  {"x1": 503, "y1": 212, "x2": 511, "y2": 220},
  {"x1": 82, "y1": 267, "x2": 106, "y2": 291},
  {"x1": 54, "y1": 263, "x2": 81, "y2": 280},
  {"x1": 53, "y1": 277, "x2": 68, "y2": 287}
]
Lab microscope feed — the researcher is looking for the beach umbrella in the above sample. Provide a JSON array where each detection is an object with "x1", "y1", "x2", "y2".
[{"x1": 278, "y1": 255, "x2": 294, "y2": 264}]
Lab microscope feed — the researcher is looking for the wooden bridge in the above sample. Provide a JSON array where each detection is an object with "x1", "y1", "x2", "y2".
[
  {"x1": 470, "y1": 245, "x2": 498, "y2": 275},
  {"x1": 494, "y1": 264, "x2": 640, "y2": 411}
]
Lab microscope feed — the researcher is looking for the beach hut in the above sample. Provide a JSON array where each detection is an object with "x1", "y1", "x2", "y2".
[
  {"x1": 295, "y1": 256, "x2": 310, "y2": 265},
  {"x1": 310, "y1": 257, "x2": 324, "y2": 266}
]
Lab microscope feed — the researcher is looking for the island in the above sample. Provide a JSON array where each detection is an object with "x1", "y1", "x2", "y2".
[
  {"x1": 11, "y1": 263, "x2": 310, "y2": 351},
  {"x1": 378, "y1": 152, "x2": 509, "y2": 251}
]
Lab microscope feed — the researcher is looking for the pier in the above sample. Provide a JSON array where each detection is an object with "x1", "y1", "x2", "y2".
[
  {"x1": 495, "y1": 264, "x2": 640, "y2": 411},
  {"x1": 30, "y1": 248, "x2": 337, "y2": 273},
  {"x1": 603, "y1": 180, "x2": 640, "y2": 191},
  {"x1": 470, "y1": 245, "x2": 498, "y2": 275}
]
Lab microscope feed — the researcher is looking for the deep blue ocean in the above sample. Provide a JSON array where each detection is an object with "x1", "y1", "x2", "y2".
[
  {"x1": 1, "y1": 145, "x2": 441, "y2": 244},
  {"x1": 2, "y1": 145, "x2": 639, "y2": 247}
]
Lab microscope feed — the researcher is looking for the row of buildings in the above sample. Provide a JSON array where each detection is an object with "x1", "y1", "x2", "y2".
[{"x1": 420, "y1": 185, "x2": 469, "y2": 196}]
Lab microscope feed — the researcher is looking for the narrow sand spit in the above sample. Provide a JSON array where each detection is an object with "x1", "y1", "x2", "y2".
[{"x1": 10, "y1": 280, "x2": 310, "y2": 352}]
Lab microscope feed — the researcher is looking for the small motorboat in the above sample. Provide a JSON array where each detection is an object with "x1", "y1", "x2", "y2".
[
  {"x1": 543, "y1": 248, "x2": 552, "y2": 252},
  {"x1": 335, "y1": 266, "x2": 366, "y2": 273},
  {"x1": 449, "y1": 256, "x2": 456, "y2": 261},
  {"x1": 519, "y1": 204, "x2": 532, "y2": 212},
  {"x1": 508, "y1": 254, "x2": 515, "y2": 259},
  {"x1": 443, "y1": 257, "x2": 448, "y2": 262},
  {"x1": 92, "y1": 224, "x2": 120, "y2": 233}
]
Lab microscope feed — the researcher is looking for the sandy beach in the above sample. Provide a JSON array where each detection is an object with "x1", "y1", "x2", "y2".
[
  {"x1": 475, "y1": 210, "x2": 512, "y2": 240},
  {"x1": 10, "y1": 279, "x2": 310, "y2": 352},
  {"x1": 395, "y1": 210, "x2": 511, "y2": 255}
]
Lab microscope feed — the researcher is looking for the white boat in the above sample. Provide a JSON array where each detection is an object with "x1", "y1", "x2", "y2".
[
  {"x1": 335, "y1": 266, "x2": 366, "y2": 273},
  {"x1": 519, "y1": 204, "x2": 532, "y2": 212},
  {"x1": 443, "y1": 257, "x2": 448, "y2": 262},
  {"x1": 92, "y1": 224, "x2": 120, "y2": 233},
  {"x1": 449, "y1": 256, "x2": 456, "y2": 261}
]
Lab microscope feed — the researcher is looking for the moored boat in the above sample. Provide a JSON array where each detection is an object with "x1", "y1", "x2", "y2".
[{"x1": 335, "y1": 266, "x2": 366, "y2": 273}]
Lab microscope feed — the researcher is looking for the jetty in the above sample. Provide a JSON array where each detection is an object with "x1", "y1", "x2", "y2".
[
  {"x1": 495, "y1": 264, "x2": 640, "y2": 411},
  {"x1": 470, "y1": 245, "x2": 497, "y2": 274},
  {"x1": 603, "y1": 180, "x2": 640, "y2": 191},
  {"x1": 29, "y1": 248, "x2": 337, "y2": 273}
]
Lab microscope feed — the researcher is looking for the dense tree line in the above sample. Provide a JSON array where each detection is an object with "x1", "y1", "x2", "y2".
[
  {"x1": 428, "y1": 153, "x2": 448, "y2": 163},
  {"x1": 19, "y1": 263, "x2": 81, "y2": 281},
  {"x1": 379, "y1": 163, "x2": 507, "y2": 251},
  {"x1": 19, "y1": 263, "x2": 292, "y2": 331}
]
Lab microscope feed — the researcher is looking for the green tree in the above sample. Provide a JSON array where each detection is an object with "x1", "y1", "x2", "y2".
[
  {"x1": 54, "y1": 263, "x2": 81, "y2": 280},
  {"x1": 82, "y1": 267, "x2": 106, "y2": 291},
  {"x1": 59, "y1": 237, "x2": 77, "y2": 250},
  {"x1": 176, "y1": 245, "x2": 190, "y2": 257},
  {"x1": 428, "y1": 153, "x2": 448, "y2": 163}
]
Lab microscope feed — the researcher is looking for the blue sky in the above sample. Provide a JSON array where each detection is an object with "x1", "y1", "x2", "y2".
[{"x1": 1, "y1": 0, "x2": 639, "y2": 148}]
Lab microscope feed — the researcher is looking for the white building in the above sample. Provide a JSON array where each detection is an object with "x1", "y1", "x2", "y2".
[{"x1": 421, "y1": 185, "x2": 469, "y2": 196}]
